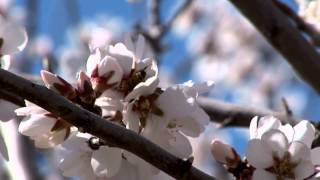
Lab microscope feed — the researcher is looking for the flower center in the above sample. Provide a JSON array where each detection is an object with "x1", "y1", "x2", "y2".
[
  {"x1": 132, "y1": 88, "x2": 163, "y2": 127},
  {"x1": 267, "y1": 152, "x2": 297, "y2": 180},
  {"x1": 118, "y1": 70, "x2": 146, "y2": 95}
]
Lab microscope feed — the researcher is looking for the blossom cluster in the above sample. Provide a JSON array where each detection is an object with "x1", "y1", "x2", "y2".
[
  {"x1": 15, "y1": 35, "x2": 213, "y2": 179},
  {"x1": 211, "y1": 116, "x2": 320, "y2": 180}
]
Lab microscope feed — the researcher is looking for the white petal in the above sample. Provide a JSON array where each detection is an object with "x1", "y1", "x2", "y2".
[
  {"x1": 86, "y1": 48, "x2": 101, "y2": 76},
  {"x1": 181, "y1": 80, "x2": 214, "y2": 98},
  {"x1": 95, "y1": 96, "x2": 123, "y2": 112},
  {"x1": 294, "y1": 160, "x2": 315, "y2": 179},
  {"x1": 15, "y1": 104, "x2": 46, "y2": 116},
  {"x1": 60, "y1": 151, "x2": 92, "y2": 177},
  {"x1": 168, "y1": 132, "x2": 192, "y2": 158},
  {"x1": 0, "y1": 21, "x2": 28, "y2": 55},
  {"x1": 293, "y1": 120, "x2": 315, "y2": 147},
  {"x1": 279, "y1": 124, "x2": 294, "y2": 142},
  {"x1": 61, "y1": 132, "x2": 92, "y2": 152},
  {"x1": 311, "y1": 147, "x2": 320, "y2": 165},
  {"x1": 18, "y1": 115, "x2": 56, "y2": 136},
  {"x1": 34, "y1": 129, "x2": 67, "y2": 148},
  {"x1": 91, "y1": 146, "x2": 122, "y2": 177},
  {"x1": 288, "y1": 141, "x2": 310, "y2": 163},
  {"x1": 40, "y1": 70, "x2": 63, "y2": 89},
  {"x1": 249, "y1": 116, "x2": 259, "y2": 139},
  {"x1": 246, "y1": 139, "x2": 274, "y2": 169},
  {"x1": 255, "y1": 116, "x2": 282, "y2": 139},
  {"x1": 261, "y1": 129, "x2": 288, "y2": 158},
  {"x1": 1, "y1": 55, "x2": 10, "y2": 70},
  {"x1": 252, "y1": 169, "x2": 277, "y2": 180},
  {"x1": 125, "y1": 76, "x2": 159, "y2": 101},
  {"x1": 98, "y1": 56, "x2": 123, "y2": 84},
  {"x1": 124, "y1": 104, "x2": 140, "y2": 133},
  {"x1": 108, "y1": 43, "x2": 134, "y2": 76},
  {"x1": 157, "y1": 87, "x2": 208, "y2": 137}
]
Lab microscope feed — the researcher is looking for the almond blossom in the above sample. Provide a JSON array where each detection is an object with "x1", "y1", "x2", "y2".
[
  {"x1": 0, "y1": 15, "x2": 27, "y2": 56},
  {"x1": 247, "y1": 116, "x2": 320, "y2": 180},
  {"x1": 122, "y1": 81, "x2": 213, "y2": 169},
  {"x1": 15, "y1": 101, "x2": 70, "y2": 148},
  {"x1": 247, "y1": 129, "x2": 315, "y2": 180},
  {"x1": 57, "y1": 132, "x2": 139, "y2": 180}
]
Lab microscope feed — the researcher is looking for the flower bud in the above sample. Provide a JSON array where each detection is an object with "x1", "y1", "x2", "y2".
[
  {"x1": 77, "y1": 70, "x2": 95, "y2": 104},
  {"x1": 41, "y1": 70, "x2": 76, "y2": 99},
  {"x1": 211, "y1": 139, "x2": 240, "y2": 168}
]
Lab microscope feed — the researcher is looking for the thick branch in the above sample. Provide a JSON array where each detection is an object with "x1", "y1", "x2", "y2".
[
  {"x1": 0, "y1": 69, "x2": 215, "y2": 180},
  {"x1": 228, "y1": 0, "x2": 320, "y2": 94}
]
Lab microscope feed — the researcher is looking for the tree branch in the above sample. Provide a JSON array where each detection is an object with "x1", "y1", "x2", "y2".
[
  {"x1": 227, "y1": 0, "x2": 320, "y2": 94},
  {"x1": 273, "y1": 0, "x2": 320, "y2": 46},
  {"x1": 0, "y1": 69, "x2": 215, "y2": 180},
  {"x1": 160, "y1": 0, "x2": 192, "y2": 37},
  {"x1": 198, "y1": 97, "x2": 297, "y2": 127}
]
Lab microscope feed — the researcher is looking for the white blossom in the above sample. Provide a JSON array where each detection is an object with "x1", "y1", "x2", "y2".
[
  {"x1": 15, "y1": 101, "x2": 70, "y2": 148},
  {"x1": 247, "y1": 116, "x2": 320, "y2": 179},
  {"x1": 58, "y1": 132, "x2": 137, "y2": 180},
  {"x1": 0, "y1": 15, "x2": 27, "y2": 56},
  {"x1": 247, "y1": 129, "x2": 315, "y2": 180},
  {"x1": 57, "y1": 133, "x2": 98, "y2": 180}
]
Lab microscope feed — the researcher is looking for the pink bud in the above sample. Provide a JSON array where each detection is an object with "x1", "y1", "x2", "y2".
[
  {"x1": 211, "y1": 139, "x2": 239, "y2": 168},
  {"x1": 77, "y1": 70, "x2": 91, "y2": 92},
  {"x1": 77, "y1": 70, "x2": 95, "y2": 104},
  {"x1": 41, "y1": 70, "x2": 75, "y2": 99}
]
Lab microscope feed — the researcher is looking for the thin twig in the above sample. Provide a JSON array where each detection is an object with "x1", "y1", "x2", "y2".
[
  {"x1": 198, "y1": 97, "x2": 298, "y2": 127},
  {"x1": 160, "y1": 0, "x2": 193, "y2": 37}
]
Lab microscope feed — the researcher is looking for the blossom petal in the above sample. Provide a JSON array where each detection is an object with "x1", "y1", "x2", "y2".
[
  {"x1": 86, "y1": 48, "x2": 101, "y2": 76},
  {"x1": 246, "y1": 139, "x2": 274, "y2": 169},
  {"x1": 311, "y1": 147, "x2": 320, "y2": 165},
  {"x1": 293, "y1": 120, "x2": 315, "y2": 147},
  {"x1": 125, "y1": 76, "x2": 159, "y2": 101},
  {"x1": 168, "y1": 132, "x2": 192, "y2": 158},
  {"x1": 294, "y1": 160, "x2": 315, "y2": 179},
  {"x1": 108, "y1": 43, "x2": 134, "y2": 76},
  {"x1": 279, "y1": 124, "x2": 294, "y2": 142},
  {"x1": 15, "y1": 101, "x2": 46, "y2": 116},
  {"x1": 252, "y1": 169, "x2": 277, "y2": 180},
  {"x1": 124, "y1": 104, "x2": 140, "y2": 133},
  {"x1": 250, "y1": 116, "x2": 281, "y2": 139},
  {"x1": 261, "y1": 129, "x2": 288, "y2": 158},
  {"x1": 98, "y1": 56, "x2": 123, "y2": 84},
  {"x1": 91, "y1": 146, "x2": 122, "y2": 177},
  {"x1": 288, "y1": 141, "x2": 310, "y2": 163},
  {"x1": 18, "y1": 115, "x2": 56, "y2": 137},
  {"x1": 0, "y1": 21, "x2": 28, "y2": 55}
]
